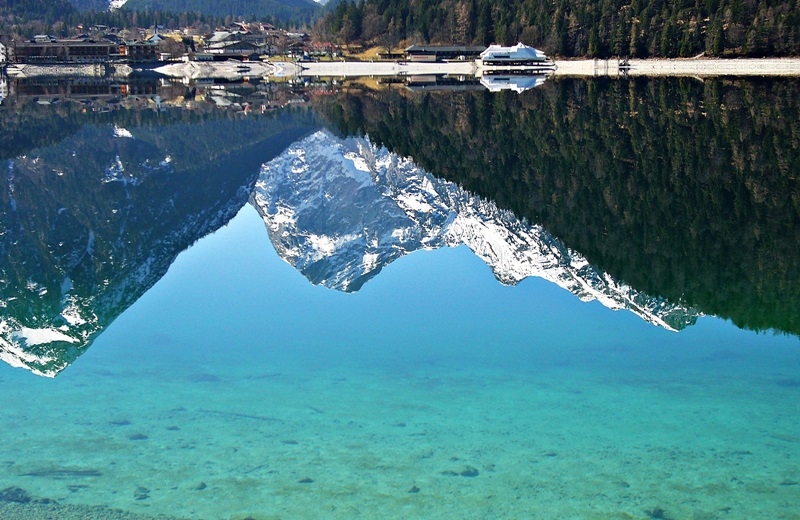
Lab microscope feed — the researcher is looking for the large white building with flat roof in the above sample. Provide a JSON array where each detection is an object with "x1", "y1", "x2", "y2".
[{"x1": 480, "y1": 43, "x2": 548, "y2": 65}]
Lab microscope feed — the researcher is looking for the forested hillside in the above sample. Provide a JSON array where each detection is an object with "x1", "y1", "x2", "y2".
[
  {"x1": 320, "y1": 0, "x2": 800, "y2": 57},
  {"x1": 0, "y1": 0, "x2": 76, "y2": 25},
  {"x1": 123, "y1": 0, "x2": 318, "y2": 22},
  {"x1": 0, "y1": 0, "x2": 317, "y2": 36}
]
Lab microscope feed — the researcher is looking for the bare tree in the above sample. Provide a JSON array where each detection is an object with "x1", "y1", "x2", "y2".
[{"x1": 361, "y1": 4, "x2": 383, "y2": 44}]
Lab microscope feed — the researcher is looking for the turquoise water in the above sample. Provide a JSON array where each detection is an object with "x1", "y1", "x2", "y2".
[{"x1": 1, "y1": 204, "x2": 799, "y2": 519}]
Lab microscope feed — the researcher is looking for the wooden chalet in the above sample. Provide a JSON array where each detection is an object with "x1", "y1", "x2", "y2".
[{"x1": 404, "y1": 45, "x2": 487, "y2": 62}]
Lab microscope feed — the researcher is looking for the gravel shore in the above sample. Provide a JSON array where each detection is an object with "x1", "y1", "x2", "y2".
[
  {"x1": 554, "y1": 57, "x2": 800, "y2": 77},
  {"x1": 6, "y1": 57, "x2": 800, "y2": 81},
  {"x1": 293, "y1": 57, "x2": 800, "y2": 78},
  {"x1": 0, "y1": 501, "x2": 184, "y2": 520}
]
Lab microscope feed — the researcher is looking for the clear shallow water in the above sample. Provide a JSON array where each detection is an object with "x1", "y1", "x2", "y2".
[{"x1": 1, "y1": 204, "x2": 799, "y2": 519}]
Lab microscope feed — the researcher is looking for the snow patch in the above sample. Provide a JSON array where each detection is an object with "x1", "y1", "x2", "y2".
[
  {"x1": 113, "y1": 125, "x2": 133, "y2": 138},
  {"x1": 12, "y1": 327, "x2": 77, "y2": 346}
]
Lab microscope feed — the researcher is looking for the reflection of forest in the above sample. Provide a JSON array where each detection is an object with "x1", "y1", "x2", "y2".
[
  {"x1": 316, "y1": 79, "x2": 800, "y2": 335},
  {"x1": 0, "y1": 76, "x2": 327, "y2": 160},
  {"x1": 0, "y1": 107, "x2": 318, "y2": 375},
  {"x1": 0, "y1": 74, "x2": 327, "y2": 116}
]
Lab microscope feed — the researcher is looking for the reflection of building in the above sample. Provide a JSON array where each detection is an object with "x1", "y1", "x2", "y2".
[
  {"x1": 0, "y1": 75, "x2": 8, "y2": 105},
  {"x1": 12, "y1": 77, "x2": 125, "y2": 99},
  {"x1": 0, "y1": 41, "x2": 7, "y2": 65},
  {"x1": 379, "y1": 73, "x2": 548, "y2": 93},
  {"x1": 480, "y1": 73, "x2": 549, "y2": 93},
  {"x1": 9, "y1": 77, "x2": 159, "y2": 101},
  {"x1": 1, "y1": 74, "x2": 339, "y2": 112},
  {"x1": 404, "y1": 74, "x2": 484, "y2": 92}
]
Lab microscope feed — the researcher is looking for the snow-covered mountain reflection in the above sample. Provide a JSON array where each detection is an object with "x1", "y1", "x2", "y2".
[
  {"x1": 252, "y1": 130, "x2": 697, "y2": 331},
  {"x1": 1, "y1": 122, "x2": 699, "y2": 378}
]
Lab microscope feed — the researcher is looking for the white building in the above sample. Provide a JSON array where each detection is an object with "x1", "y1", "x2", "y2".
[
  {"x1": 480, "y1": 43, "x2": 549, "y2": 64},
  {"x1": 0, "y1": 76, "x2": 8, "y2": 106}
]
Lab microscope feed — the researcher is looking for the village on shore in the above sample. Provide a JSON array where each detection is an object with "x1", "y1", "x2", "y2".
[
  {"x1": 4, "y1": 20, "x2": 800, "y2": 79},
  {"x1": 3, "y1": 20, "x2": 800, "y2": 111},
  {"x1": 0, "y1": 21, "x2": 556, "y2": 76}
]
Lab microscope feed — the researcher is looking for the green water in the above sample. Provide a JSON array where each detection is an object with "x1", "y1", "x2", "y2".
[{"x1": 1, "y1": 205, "x2": 798, "y2": 519}]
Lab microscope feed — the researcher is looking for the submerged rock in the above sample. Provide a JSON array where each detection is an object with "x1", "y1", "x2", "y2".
[
  {"x1": 0, "y1": 486, "x2": 32, "y2": 503},
  {"x1": 441, "y1": 465, "x2": 479, "y2": 478},
  {"x1": 133, "y1": 486, "x2": 149, "y2": 500}
]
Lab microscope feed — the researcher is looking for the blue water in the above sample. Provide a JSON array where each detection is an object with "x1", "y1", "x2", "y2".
[{"x1": 1, "y1": 204, "x2": 798, "y2": 519}]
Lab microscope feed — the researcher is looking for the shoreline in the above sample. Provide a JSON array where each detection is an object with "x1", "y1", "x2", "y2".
[
  {"x1": 5, "y1": 57, "x2": 800, "y2": 80},
  {"x1": 554, "y1": 57, "x2": 800, "y2": 77},
  {"x1": 295, "y1": 57, "x2": 800, "y2": 78}
]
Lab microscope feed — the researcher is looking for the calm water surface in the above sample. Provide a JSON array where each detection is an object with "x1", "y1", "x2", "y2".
[{"x1": 0, "y1": 76, "x2": 798, "y2": 519}]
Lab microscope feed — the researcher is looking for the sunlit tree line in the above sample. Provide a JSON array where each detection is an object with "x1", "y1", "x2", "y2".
[{"x1": 320, "y1": 0, "x2": 800, "y2": 57}]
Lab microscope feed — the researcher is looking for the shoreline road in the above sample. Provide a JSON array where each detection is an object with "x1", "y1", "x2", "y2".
[{"x1": 7, "y1": 58, "x2": 800, "y2": 80}]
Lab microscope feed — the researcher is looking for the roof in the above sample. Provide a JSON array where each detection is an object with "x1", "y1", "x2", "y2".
[
  {"x1": 208, "y1": 31, "x2": 237, "y2": 43},
  {"x1": 480, "y1": 42, "x2": 546, "y2": 59},
  {"x1": 405, "y1": 45, "x2": 487, "y2": 54},
  {"x1": 19, "y1": 39, "x2": 116, "y2": 47},
  {"x1": 207, "y1": 40, "x2": 260, "y2": 50}
]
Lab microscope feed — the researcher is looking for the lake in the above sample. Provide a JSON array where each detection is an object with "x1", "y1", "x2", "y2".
[{"x1": 0, "y1": 74, "x2": 798, "y2": 519}]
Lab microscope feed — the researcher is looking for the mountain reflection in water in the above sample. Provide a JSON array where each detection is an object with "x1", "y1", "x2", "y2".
[
  {"x1": 1, "y1": 76, "x2": 798, "y2": 376},
  {"x1": 252, "y1": 130, "x2": 696, "y2": 329},
  {"x1": 316, "y1": 78, "x2": 800, "y2": 336},
  {"x1": 0, "y1": 108, "x2": 316, "y2": 376}
]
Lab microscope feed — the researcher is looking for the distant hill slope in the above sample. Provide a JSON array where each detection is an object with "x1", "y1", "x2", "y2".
[
  {"x1": 121, "y1": 0, "x2": 319, "y2": 19},
  {"x1": 321, "y1": 0, "x2": 800, "y2": 58},
  {"x1": 0, "y1": 0, "x2": 75, "y2": 20},
  {"x1": 66, "y1": 0, "x2": 111, "y2": 11}
]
